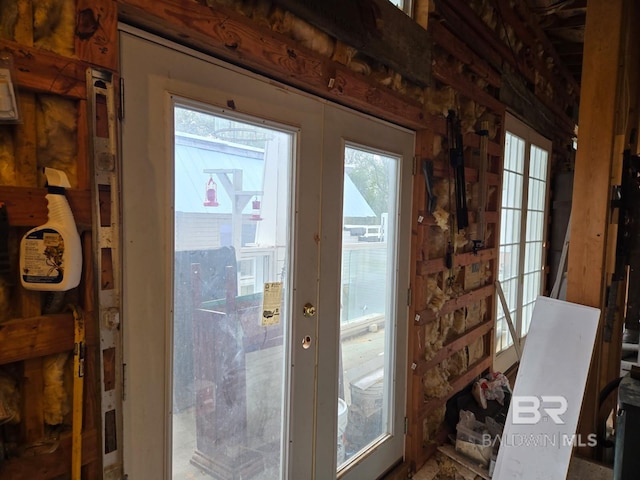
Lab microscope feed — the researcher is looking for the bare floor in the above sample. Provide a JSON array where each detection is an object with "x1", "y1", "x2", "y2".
[
  {"x1": 413, "y1": 445, "x2": 613, "y2": 480},
  {"x1": 172, "y1": 328, "x2": 385, "y2": 479}
]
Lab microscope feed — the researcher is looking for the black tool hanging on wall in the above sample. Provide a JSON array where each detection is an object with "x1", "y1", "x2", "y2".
[
  {"x1": 0, "y1": 203, "x2": 9, "y2": 275},
  {"x1": 616, "y1": 150, "x2": 640, "y2": 343},
  {"x1": 447, "y1": 110, "x2": 469, "y2": 232}
]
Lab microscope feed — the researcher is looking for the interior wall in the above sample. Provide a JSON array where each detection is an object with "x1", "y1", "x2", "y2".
[{"x1": 0, "y1": 0, "x2": 578, "y2": 477}]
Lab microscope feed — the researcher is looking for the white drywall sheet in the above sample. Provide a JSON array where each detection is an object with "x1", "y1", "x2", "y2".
[{"x1": 493, "y1": 296, "x2": 600, "y2": 480}]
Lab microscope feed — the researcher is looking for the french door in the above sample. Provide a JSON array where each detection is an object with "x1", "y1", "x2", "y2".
[{"x1": 120, "y1": 27, "x2": 413, "y2": 479}]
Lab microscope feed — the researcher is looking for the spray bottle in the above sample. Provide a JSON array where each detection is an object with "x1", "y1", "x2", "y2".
[{"x1": 20, "y1": 168, "x2": 82, "y2": 291}]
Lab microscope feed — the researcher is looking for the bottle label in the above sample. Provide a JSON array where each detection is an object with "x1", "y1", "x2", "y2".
[{"x1": 22, "y1": 228, "x2": 65, "y2": 284}]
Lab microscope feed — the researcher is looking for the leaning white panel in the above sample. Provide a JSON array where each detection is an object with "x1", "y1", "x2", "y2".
[{"x1": 493, "y1": 296, "x2": 600, "y2": 480}]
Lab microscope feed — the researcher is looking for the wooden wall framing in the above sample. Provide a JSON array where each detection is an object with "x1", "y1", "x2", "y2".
[
  {"x1": 0, "y1": 0, "x2": 583, "y2": 477},
  {"x1": 0, "y1": 0, "x2": 117, "y2": 478}
]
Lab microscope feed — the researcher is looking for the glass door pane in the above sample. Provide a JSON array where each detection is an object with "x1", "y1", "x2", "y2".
[
  {"x1": 171, "y1": 103, "x2": 293, "y2": 479},
  {"x1": 338, "y1": 145, "x2": 399, "y2": 469}
]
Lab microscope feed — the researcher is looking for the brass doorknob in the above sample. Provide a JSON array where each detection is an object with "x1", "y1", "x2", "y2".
[{"x1": 303, "y1": 303, "x2": 316, "y2": 317}]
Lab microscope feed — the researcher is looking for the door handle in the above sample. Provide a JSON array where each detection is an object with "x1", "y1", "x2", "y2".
[{"x1": 303, "y1": 303, "x2": 316, "y2": 317}]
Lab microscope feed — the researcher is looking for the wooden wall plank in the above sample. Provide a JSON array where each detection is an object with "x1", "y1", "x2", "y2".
[
  {"x1": 429, "y1": 20, "x2": 501, "y2": 88},
  {"x1": 21, "y1": 357, "x2": 44, "y2": 442},
  {"x1": 0, "y1": 39, "x2": 86, "y2": 99},
  {"x1": 0, "y1": 429, "x2": 99, "y2": 479},
  {"x1": 566, "y1": 0, "x2": 625, "y2": 458},
  {"x1": 19, "y1": 289, "x2": 44, "y2": 444},
  {"x1": 419, "y1": 319, "x2": 494, "y2": 374},
  {"x1": 13, "y1": 93, "x2": 38, "y2": 187},
  {"x1": 117, "y1": 0, "x2": 434, "y2": 130},
  {"x1": 75, "y1": 0, "x2": 119, "y2": 71},
  {"x1": 406, "y1": 128, "x2": 432, "y2": 473},
  {"x1": 0, "y1": 314, "x2": 74, "y2": 365},
  {"x1": 0, "y1": 186, "x2": 92, "y2": 229},
  {"x1": 329, "y1": 67, "x2": 431, "y2": 129},
  {"x1": 271, "y1": 0, "x2": 431, "y2": 86},
  {"x1": 419, "y1": 248, "x2": 497, "y2": 275},
  {"x1": 419, "y1": 356, "x2": 492, "y2": 419},
  {"x1": 417, "y1": 284, "x2": 495, "y2": 325},
  {"x1": 77, "y1": 99, "x2": 91, "y2": 191},
  {"x1": 431, "y1": 54, "x2": 504, "y2": 114}
]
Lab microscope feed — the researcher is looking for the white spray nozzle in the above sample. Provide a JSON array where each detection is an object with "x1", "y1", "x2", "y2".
[{"x1": 44, "y1": 167, "x2": 71, "y2": 189}]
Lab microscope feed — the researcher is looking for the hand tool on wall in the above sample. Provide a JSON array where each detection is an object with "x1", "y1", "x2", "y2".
[
  {"x1": 422, "y1": 159, "x2": 437, "y2": 214},
  {"x1": 473, "y1": 121, "x2": 489, "y2": 254},
  {"x1": 70, "y1": 304, "x2": 85, "y2": 480},
  {"x1": 447, "y1": 110, "x2": 469, "y2": 232},
  {"x1": 0, "y1": 203, "x2": 8, "y2": 274}
]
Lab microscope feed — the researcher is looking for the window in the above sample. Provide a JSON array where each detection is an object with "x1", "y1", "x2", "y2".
[
  {"x1": 389, "y1": 0, "x2": 413, "y2": 16},
  {"x1": 495, "y1": 113, "x2": 551, "y2": 372}
]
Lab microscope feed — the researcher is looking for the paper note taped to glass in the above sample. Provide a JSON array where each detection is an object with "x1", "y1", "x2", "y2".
[{"x1": 261, "y1": 282, "x2": 283, "y2": 326}]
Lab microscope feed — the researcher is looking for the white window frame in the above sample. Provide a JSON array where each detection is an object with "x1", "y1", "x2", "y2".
[
  {"x1": 389, "y1": 0, "x2": 414, "y2": 16},
  {"x1": 494, "y1": 113, "x2": 552, "y2": 373}
]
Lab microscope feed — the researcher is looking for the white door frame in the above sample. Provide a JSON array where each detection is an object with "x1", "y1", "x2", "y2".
[{"x1": 119, "y1": 25, "x2": 412, "y2": 479}]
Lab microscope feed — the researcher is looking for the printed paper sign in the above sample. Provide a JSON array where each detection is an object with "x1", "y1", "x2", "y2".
[{"x1": 261, "y1": 282, "x2": 282, "y2": 326}]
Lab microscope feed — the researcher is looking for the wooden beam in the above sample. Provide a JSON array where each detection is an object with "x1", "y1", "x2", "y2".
[
  {"x1": 432, "y1": 1, "x2": 503, "y2": 72},
  {"x1": 431, "y1": 52, "x2": 505, "y2": 114},
  {"x1": 0, "y1": 39, "x2": 86, "y2": 99},
  {"x1": 417, "y1": 210, "x2": 498, "y2": 229},
  {"x1": 13, "y1": 93, "x2": 38, "y2": 187},
  {"x1": 566, "y1": 0, "x2": 625, "y2": 458},
  {"x1": 416, "y1": 284, "x2": 495, "y2": 325},
  {"x1": 501, "y1": 0, "x2": 581, "y2": 96},
  {"x1": 0, "y1": 186, "x2": 92, "y2": 229},
  {"x1": 0, "y1": 314, "x2": 74, "y2": 365},
  {"x1": 429, "y1": 20, "x2": 501, "y2": 88},
  {"x1": 406, "y1": 128, "x2": 432, "y2": 480},
  {"x1": 270, "y1": 0, "x2": 431, "y2": 87},
  {"x1": 0, "y1": 429, "x2": 99, "y2": 479},
  {"x1": 417, "y1": 319, "x2": 494, "y2": 374},
  {"x1": 75, "y1": 0, "x2": 119, "y2": 71},
  {"x1": 419, "y1": 356, "x2": 492, "y2": 420},
  {"x1": 419, "y1": 248, "x2": 497, "y2": 275},
  {"x1": 117, "y1": 0, "x2": 434, "y2": 130}
]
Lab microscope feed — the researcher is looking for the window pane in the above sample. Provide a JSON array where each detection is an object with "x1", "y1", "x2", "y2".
[
  {"x1": 172, "y1": 105, "x2": 292, "y2": 479},
  {"x1": 503, "y1": 172, "x2": 524, "y2": 208},
  {"x1": 338, "y1": 145, "x2": 399, "y2": 469},
  {"x1": 526, "y1": 211, "x2": 543, "y2": 242},
  {"x1": 505, "y1": 132, "x2": 525, "y2": 174},
  {"x1": 530, "y1": 145, "x2": 548, "y2": 180},
  {"x1": 497, "y1": 125, "x2": 549, "y2": 355}
]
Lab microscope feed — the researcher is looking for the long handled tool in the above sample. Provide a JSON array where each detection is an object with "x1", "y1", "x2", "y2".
[{"x1": 70, "y1": 304, "x2": 85, "y2": 479}]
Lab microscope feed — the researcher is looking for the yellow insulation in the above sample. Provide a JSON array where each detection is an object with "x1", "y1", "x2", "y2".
[
  {"x1": 33, "y1": 0, "x2": 75, "y2": 56},
  {"x1": 0, "y1": 127, "x2": 15, "y2": 185},
  {"x1": 36, "y1": 95, "x2": 78, "y2": 186},
  {"x1": 43, "y1": 351, "x2": 71, "y2": 425}
]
